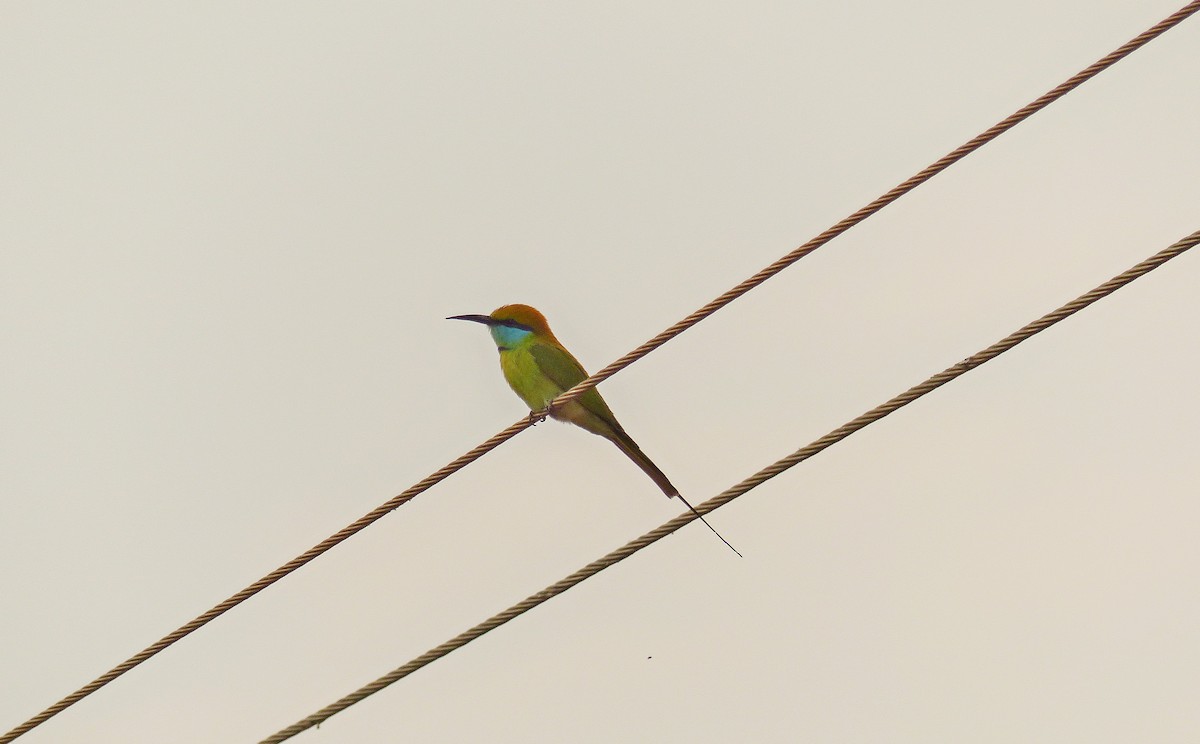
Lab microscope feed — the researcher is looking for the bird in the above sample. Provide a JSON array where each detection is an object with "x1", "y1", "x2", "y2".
[{"x1": 449, "y1": 303, "x2": 739, "y2": 556}]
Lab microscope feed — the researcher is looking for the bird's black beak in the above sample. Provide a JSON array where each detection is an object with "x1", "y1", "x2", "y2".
[{"x1": 447, "y1": 314, "x2": 495, "y2": 326}]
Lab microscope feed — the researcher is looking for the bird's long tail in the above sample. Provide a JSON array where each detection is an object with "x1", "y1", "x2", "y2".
[
  {"x1": 607, "y1": 430, "x2": 681, "y2": 499},
  {"x1": 608, "y1": 432, "x2": 742, "y2": 557}
]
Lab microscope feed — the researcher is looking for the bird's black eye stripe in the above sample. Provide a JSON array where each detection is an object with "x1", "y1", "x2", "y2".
[{"x1": 500, "y1": 320, "x2": 534, "y2": 332}]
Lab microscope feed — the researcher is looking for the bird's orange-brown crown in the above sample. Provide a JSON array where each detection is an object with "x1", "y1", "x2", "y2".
[{"x1": 490, "y1": 304, "x2": 558, "y2": 342}]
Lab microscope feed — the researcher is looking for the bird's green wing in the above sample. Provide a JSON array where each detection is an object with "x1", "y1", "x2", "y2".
[
  {"x1": 529, "y1": 341, "x2": 588, "y2": 390},
  {"x1": 530, "y1": 342, "x2": 620, "y2": 423}
]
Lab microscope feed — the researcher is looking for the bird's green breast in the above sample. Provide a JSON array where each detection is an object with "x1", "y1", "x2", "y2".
[{"x1": 499, "y1": 342, "x2": 568, "y2": 410}]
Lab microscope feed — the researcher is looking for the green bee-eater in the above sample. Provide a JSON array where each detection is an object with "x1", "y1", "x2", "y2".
[{"x1": 449, "y1": 304, "x2": 739, "y2": 555}]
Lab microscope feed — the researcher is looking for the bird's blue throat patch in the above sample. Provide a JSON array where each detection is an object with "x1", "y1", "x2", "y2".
[{"x1": 489, "y1": 323, "x2": 533, "y2": 351}]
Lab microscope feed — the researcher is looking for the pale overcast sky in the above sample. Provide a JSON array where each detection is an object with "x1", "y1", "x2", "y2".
[{"x1": 3, "y1": 2, "x2": 1199, "y2": 742}]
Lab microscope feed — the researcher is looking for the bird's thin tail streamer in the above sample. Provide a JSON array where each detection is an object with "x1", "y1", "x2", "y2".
[{"x1": 675, "y1": 493, "x2": 742, "y2": 557}]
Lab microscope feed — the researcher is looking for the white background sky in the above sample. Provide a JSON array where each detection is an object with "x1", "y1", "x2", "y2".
[{"x1": 3, "y1": 2, "x2": 1199, "y2": 742}]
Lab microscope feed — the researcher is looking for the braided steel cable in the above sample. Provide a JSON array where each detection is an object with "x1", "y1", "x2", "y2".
[{"x1": 548, "y1": 0, "x2": 1200, "y2": 405}]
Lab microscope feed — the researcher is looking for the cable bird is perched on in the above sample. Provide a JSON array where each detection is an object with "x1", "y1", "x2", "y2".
[{"x1": 449, "y1": 304, "x2": 739, "y2": 556}]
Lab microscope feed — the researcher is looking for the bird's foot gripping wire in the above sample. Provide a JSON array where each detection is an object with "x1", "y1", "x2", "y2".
[{"x1": 528, "y1": 408, "x2": 550, "y2": 425}]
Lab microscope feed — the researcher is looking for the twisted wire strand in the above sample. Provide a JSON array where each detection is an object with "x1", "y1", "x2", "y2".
[
  {"x1": 0, "y1": 417, "x2": 534, "y2": 744},
  {"x1": 3, "y1": 3, "x2": 1196, "y2": 741},
  {"x1": 261, "y1": 228, "x2": 1200, "y2": 743},
  {"x1": 549, "y1": 0, "x2": 1200, "y2": 406}
]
